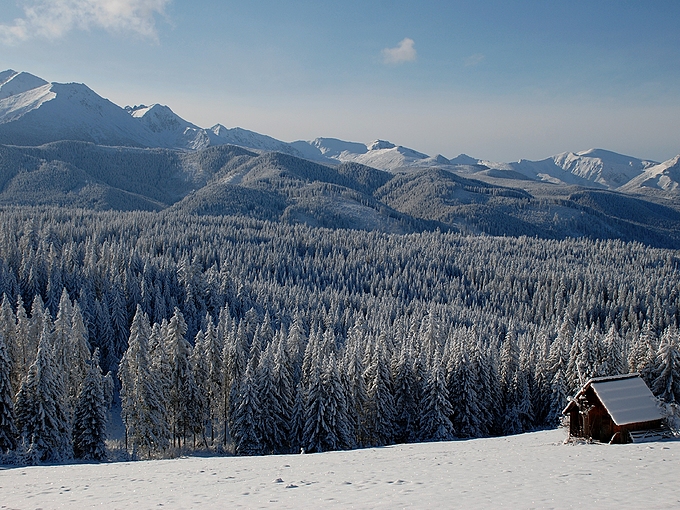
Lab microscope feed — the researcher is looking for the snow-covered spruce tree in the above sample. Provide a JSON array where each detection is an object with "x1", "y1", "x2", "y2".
[
  {"x1": 73, "y1": 349, "x2": 107, "y2": 461},
  {"x1": 302, "y1": 347, "x2": 352, "y2": 453},
  {"x1": 342, "y1": 320, "x2": 368, "y2": 448},
  {"x1": 652, "y1": 327, "x2": 680, "y2": 404},
  {"x1": 165, "y1": 307, "x2": 195, "y2": 448},
  {"x1": 119, "y1": 306, "x2": 169, "y2": 458},
  {"x1": 576, "y1": 326, "x2": 606, "y2": 382},
  {"x1": 474, "y1": 339, "x2": 500, "y2": 436},
  {"x1": 630, "y1": 321, "x2": 658, "y2": 385},
  {"x1": 0, "y1": 330, "x2": 17, "y2": 453},
  {"x1": 14, "y1": 324, "x2": 71, "y2": 463},
  {"x1": 69, "y1": 302, "x2": 92, "y2": 399},
  {"x1": 603, "y1": 324, "x2": 626, "y2": 376},
  {"x1": 230, "y1": 348, "x2": 262, "y2": 455},
  {"x1": 547, "y1": 368, "x2": 569, "y2": 426},
  {"x1": 272, "y1": 330, "x2": 294, "y2": 453},
  {"x1": 255, "y1": 342, "x2": 284, "y2": 454},
  {"x1": 448, "y1": 348, "x2": 482, "y2": 438},
  {"x1": 190, "y1": 329, "x2": 209, "y2": 448},
  {"x1": 365, "y1": 332, "x2": 396, "y2": 446},
  {"x1": 499, "y1": 326, "x2": 521, "y2": 431},
  {"x1": 392, "y1": 339, "x2": 417, "y2": 443},
  {"x1": 0, "y1": 294, "x2": 17, "y2": 396},
  {"x1": 203, "y1": 315, "x2": 223, "y2": 445},
  {"x1": 286, "y1": 310, "x2": 307, "y2": 387},
  {"x1": 419, "y1": 353, "x2": 455, "y2": 442},
  {"x1": 531, "y1": 330, "x2": 552, "y2": 426}
]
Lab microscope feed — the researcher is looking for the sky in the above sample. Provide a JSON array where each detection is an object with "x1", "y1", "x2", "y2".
[{"x1": 1, "y1": 0, "x2": 680, "y2": 162}]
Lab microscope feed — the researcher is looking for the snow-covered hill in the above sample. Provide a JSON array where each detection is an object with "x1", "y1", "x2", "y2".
[
  {"x1": 482, "y1": 149, "x2": 657, "y2": 189},
  {"x1": 620, "y1": 155, "x2": 680, "y2": 193},
  {"x1": 291, "y1": 137, "x2": 454, "y2": 171},
  {"x1": 208, "y1": 124, "x2": 304, "y2": 157},
  {"x1": 2, "y1": 429, "x2": 679, "y2": 508}
]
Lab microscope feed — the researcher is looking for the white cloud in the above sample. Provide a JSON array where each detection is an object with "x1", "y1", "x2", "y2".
[
  {"x1": 0, "y1": 0, "x2": 170, "y2": 44},
  {"x1": 465, "y1": 53, "x2": 485, "y2": 67},
  {"x1": 382, "y1": 38, "x2": 417, "y2": 65}
]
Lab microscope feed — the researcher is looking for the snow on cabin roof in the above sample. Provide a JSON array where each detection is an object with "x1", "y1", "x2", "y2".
[
  {"x1": 590, "y1": 375, "x2": 662, "y2": 426},
  {"x1": 564, "y1": 373, "x2": 662, "y2": 426}
]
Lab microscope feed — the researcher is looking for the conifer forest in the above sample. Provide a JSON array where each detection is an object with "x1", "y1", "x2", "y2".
[{"x1": 1, "y1": 206, "x2": 679, "y2": 463}]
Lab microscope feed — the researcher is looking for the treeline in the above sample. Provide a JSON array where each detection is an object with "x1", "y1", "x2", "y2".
[{"x1": 0, "y1": 205, "x2": 679, "y2": 462}]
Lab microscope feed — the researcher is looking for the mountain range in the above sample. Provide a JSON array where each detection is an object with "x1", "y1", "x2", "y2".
[{"x1": 1, "y1": 69, "x2": 679, "y2": 247}]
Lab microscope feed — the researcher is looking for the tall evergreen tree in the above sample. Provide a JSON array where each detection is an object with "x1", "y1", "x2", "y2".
[
  {"x1": 73, "y1": 349, "x2": 107, "y2": 461},
  {"x1": 652, "y1": 327, "x2": 680, "y2": 404},
  {"x1": 165, "y1": 307, "x2": 195, "y2": 447},
  {"x1": 119, "y1": 306, "x2": 169, "y2": 458},
  {"x1": 14, "y1": 324, "x2": 71, "y2": 463},
  {"x1": 0, "y1": 330, "x2": 17, "y2": 453},
  {"x1": 365, "y1": 333, "x2": 396, "y2": 446},
  {"x1": 230, "y1": 350, "x2": 262, "y2": 455},
  {"x1": 419, "y1": 354, "x2": 454, "y2": 442}
]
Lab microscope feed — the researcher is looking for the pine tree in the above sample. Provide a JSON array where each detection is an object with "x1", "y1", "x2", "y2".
[
  {"x1": 68, "y1": 301, "x2": 91, "y2": 415},
  {"x1": 652, "y1": 327, "x2": 680, "y2": 404},
  {"x1": 119, "y1": 306, "x2": 169, "y2": 458},
  {"x1": 14, "y1": 324, "x2": 71, "y2": 463},
  {"x1": 547, "y1": 368, "x2": 568, "y2": 425},
  {"x1": 473, "y1": 339, "x2": 499, "y2": 436},
  {"x1": 73, "y1": 349, "x2": 107, "y2": 461},
  {"x1": 302, "y1": 348, "x2": 351, "y2": 453},
  {"x1": 0, "y1": 330, "x2": 17, "y2": 453},
  {"x1": 0, "y1": 294, "x2": 17, "y2": 397},
  {"x1": 190, "y1": 329, "x2": 210, "y2": 448},
  {"x1": 230, "y1": 351, "x2": 262, "y2": 455},
  {"x1": 272, "y1": 331, "x2": 294, "y2": 453},
  {"x1": 343, "y1": 323, "x2": 368, "y2": 447},
  {"x1": 255, "y1": 342, "x2": 284, "y2": 454},
  {"x1": 203, "y1": 315, "x2": 223, "y2": 446},
  {"x1": 419, "y1": 354, "x2": 455, "y2": 442},
  {"x1": 165, "y1": 307, "x2": 195, "y2": 447},
  {"x1": 450, "y1": 350, "x2": 482, "y2": 438},
  {"x1": 364, "y1": 333, "x2": 396, "y2": 446}
]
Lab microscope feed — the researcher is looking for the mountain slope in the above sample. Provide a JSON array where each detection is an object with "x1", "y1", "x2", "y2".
[
  {"x1": 126, "y1": 104, "x2": 210, "y2": 150},
  {"x1": 482, "y1": 149, "x2": 657, "y2": 189},
  {"x1": 619, "y1": 155, "x2": 680, "y2": 194},
  {"x1": 0, "y1": 72, "x2": 156, "y2": 147},
  {"x1": 291, "y1": 137, "x2": 452, "y2": 171}
]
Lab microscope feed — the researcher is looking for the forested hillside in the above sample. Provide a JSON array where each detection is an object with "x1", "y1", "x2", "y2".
[
  {"x1": 0, "y1": 206, "x2": 679, "y2": 462},
  {"x1": 2, "y1": 142, "x2": 680, "y2": 247}
]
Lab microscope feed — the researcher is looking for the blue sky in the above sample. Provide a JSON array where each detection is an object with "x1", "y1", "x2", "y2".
[{"x1": 2, "y1": 0, "x2": 679, "y2": 162}]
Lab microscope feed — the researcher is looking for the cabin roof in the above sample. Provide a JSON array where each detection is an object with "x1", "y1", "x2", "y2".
[{"x1": 563, "y1": 373, "x2": 663, "y2": 426}]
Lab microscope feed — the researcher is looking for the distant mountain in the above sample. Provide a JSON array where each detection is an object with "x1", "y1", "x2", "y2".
[
  {"x1": 290, "y1": 137, "x2": 454, "y2": 171},
  {"x1": 2, "y1": 68, "x2": 673, "y2": 193},
  {"x1": 0, "y1": 70, "x2": 156, "y2": 147},
  {"x1": 619, "y1": 155, "x2": 680, "y2": 194},
  {"x1": 482, "y1": 149, "x2": 657, "y2": 189},
  {"x1": 126, "y1": 104, "x2": 210, "y2": 150},
  {"x1": 207, "y1": 124, "x2": 305, "y2": 157},
  {"x1": 1, "y1": 140, "x2": 678, "y2": 246},
  {"x1": 2, "y1": 68, "x2": 680, "y2": 246}
]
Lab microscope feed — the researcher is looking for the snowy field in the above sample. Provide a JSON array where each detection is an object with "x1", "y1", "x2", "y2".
[{"x1": 2, "y1": 428, "x2": 679, "y2": 509}]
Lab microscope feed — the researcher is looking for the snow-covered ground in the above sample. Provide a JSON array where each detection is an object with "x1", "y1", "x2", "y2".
[{"x1": 2, "y1": 428, "x2": 679, "y2": 509}]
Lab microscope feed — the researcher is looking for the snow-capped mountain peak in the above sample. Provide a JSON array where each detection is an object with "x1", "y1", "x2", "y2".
[
  {"x1": 620, "y1": 154, "x2": 680, "y2": 193},
  {"x1": 0, "y1": 70, "x2": 49, "y2": 100},
  {"x1": 367, "y1": 139, "x2": 396, "y2": 151},
  {"x1": 123, "y1": 103, "x2": 209, "y2": 149}
]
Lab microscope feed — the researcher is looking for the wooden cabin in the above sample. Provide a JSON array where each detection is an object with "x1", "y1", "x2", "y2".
[{"x1": 563, "y1": 373, "x2": 665, "y2": 444}]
